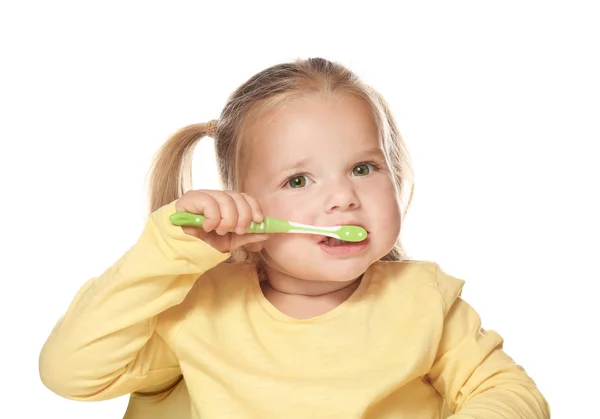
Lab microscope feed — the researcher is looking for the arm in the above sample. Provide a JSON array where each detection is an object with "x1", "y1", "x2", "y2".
[
  {"x1": 39, "y1": 201, "x2": 230, "y2": 401},
  {"x1": 427, "y1": 268, "x2": 550, "y2": 418}
]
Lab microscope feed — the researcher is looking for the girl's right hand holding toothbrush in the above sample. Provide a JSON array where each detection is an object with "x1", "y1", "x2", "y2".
[{"x1": 175, "y1": 190, "x2": 269, "y2": 253}]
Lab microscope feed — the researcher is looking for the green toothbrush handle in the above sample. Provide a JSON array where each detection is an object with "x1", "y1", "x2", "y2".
[
  {"x1": 169, "y1": 212, "x2": 367, "y2": 241},
  {"x1": 169, "y1": 212, "x2": 282, "y2": 234}
]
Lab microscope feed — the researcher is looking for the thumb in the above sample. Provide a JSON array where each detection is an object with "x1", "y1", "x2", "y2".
[{"x1": 233, "y1": 233, "x2": 270, "y2": 249}]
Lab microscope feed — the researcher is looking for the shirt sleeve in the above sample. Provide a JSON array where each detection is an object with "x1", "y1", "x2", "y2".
[
  {"x1": 39, "y1": 201, "x2": 230, "y2": 401},
  {"x1": 427, "y1": 265, "x2": 550, "y2": 418}
]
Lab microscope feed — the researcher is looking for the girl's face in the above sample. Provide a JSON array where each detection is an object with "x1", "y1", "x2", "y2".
[{"x1": 243, "y1": 93, "x2": 401, "y2": 283}]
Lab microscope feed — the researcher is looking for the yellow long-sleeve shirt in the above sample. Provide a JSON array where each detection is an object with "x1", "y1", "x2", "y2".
[{"x1": 39, "y1": 201, "x2": 550, "y2": 418}]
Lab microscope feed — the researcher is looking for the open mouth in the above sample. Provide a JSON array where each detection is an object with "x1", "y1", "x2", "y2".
[
  {"x1": 320, "y1": 235, "x2": 367, "y2": 246},
  {"x1": 320, "y1": 237, "x2": 349, "y2": 246}
]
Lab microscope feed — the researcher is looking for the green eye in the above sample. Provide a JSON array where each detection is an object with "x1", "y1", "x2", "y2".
[
  {"x1": 288, "y1": 175, "x2": 307, "y2": 188},
  {"x1": 352, "y1": 163, "x2": 372, "y2": 176}
]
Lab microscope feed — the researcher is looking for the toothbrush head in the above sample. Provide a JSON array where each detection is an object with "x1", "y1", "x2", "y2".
[{"x1": 329, "y1": 225, "x2": 368, "y2": 242}]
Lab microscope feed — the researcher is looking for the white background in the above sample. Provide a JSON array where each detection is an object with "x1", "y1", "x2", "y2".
[{"x1": 1, "y1": 1, "x2": 598, "y2": 417}]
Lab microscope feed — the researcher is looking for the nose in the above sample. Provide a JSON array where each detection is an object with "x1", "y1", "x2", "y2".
[{"x1": 324, "y1": 178, "x2": 361, "y2": 213}]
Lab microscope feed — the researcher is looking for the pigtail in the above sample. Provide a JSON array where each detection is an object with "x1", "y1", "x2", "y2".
[{"x1": 147, "y1": 121, "x2": 217, "y2": 214}]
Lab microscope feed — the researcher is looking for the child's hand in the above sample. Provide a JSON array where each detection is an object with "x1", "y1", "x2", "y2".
[{"x1": 175, "y1": 190, "x2": 269, "y2": 253}]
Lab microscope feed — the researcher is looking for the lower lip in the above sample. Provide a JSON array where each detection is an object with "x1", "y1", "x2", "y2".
[{"x1": 318, "y1": 238, "x2": 369, "y2": 256}]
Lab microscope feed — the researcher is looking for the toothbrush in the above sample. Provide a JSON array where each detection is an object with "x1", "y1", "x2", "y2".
[{"x1": 169, "y1": 212, "x2": 368, "y2": 242}]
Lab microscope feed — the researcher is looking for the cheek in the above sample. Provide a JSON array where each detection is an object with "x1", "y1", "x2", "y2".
[
  {"x1": 363, "y1": 178, "x2": 402, "y2": 227},
  {"x1": 258, "y1": 193, "x2": 317, "y2": 252},
  {"x1": 364, "y1": 177, "x2": 399, "y2": 208},
  {"x1": 260, "y1": 193, "x2": 315, "y2": 223}
]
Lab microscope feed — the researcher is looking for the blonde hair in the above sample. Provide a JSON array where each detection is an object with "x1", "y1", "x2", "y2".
[{"x1": 147, "y1": 57, "x2": 414, "y2": 261}]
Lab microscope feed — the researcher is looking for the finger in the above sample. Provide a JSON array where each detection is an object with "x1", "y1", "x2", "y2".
[
  {"x1": 241, "y1": 193, "x2": 264, "y2": 223},
  {"x1": 177, "y1": 191, "x2": 222, "y2": 233},
  {"x1": 211, "y1": 191, "x2": 238, "y2": 235},
  {"x1": 229, "y1": 192, "x2": 253, "y2": 235}
]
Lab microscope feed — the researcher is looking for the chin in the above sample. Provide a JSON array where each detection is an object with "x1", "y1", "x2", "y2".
[
  {"x1": 263, "y1": 237, "x2": 392, "y2": 282},
  {"x1": 275, "y1": 254, "x2": 376, "y2": 283},
  {"x1": 321, "y1": 256, "x2": 375, "y2": 279}
]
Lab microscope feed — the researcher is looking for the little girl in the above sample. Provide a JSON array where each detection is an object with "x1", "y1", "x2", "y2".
[{"x1": 39, "y1": 58, "x2": 550, "y2": 418}]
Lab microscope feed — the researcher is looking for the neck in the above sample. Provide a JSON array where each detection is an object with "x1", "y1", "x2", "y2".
[
  {"x1": 263, "y1": 276, "x2": 361, "y2": 297},
  {"x1": 259, "y1": 267, "x2": 363, "y2": 297}
]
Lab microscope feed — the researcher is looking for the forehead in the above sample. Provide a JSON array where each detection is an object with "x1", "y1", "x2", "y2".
[{"x1": 245, "y1": 94, "x2": 380, "y2": 174}]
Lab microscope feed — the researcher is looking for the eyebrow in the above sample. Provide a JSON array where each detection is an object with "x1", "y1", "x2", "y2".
[
  {"x1": 274, "y1": 147, "x2": 386, "y2": 176},
  {"x1": 358, "y1": 147, "x2": 386, "y2": 160},
  {"x1": 273, "y1": 158, "x2": 311, "y2": 177}
]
